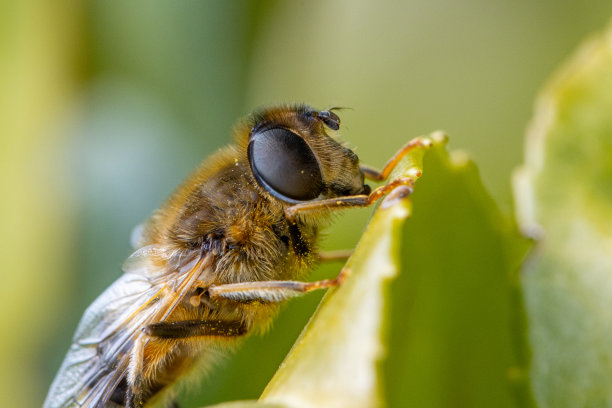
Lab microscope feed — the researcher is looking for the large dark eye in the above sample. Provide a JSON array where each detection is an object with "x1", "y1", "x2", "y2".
[{"x1": 248, "y1": 128, "x2": 323, "y2": 202}]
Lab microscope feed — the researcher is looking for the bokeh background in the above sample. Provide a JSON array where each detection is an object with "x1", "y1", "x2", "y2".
[{"x1": 2, "y1": 1, "x2": 612, "y2": 407}]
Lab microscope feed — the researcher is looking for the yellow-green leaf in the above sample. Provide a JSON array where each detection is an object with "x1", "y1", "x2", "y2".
[
  {"x1": 257, "y1": 135, "x2": 438, "y2": 408},
  {"x1": 514, "y1": 21, "x2": 612, "y2": 408},
  {"x1": 385, "y1": 146, "x2": 532, "y2": 407}
]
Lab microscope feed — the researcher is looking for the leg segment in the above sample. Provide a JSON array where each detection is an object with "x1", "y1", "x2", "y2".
[
  {"x1": 143, "y1": 264, "x2": 351, "y2": 340},
  {"x1": 318, "y1": 249, "x2": 353, "y2": 262},
  {"x1": 207, "y1": 268, "x2": 351, "y2": 303},
  {"x1": 360, "y1": 136, "x2": 431, "y2": 181},
  {"x1": 285, "y1": 176, "x2": 415, "y2": 219},
  {"x1": 144, "y1": 319, "x2": 247, "y2": 339},
  {"x1": 126, "y1": 336, "x2": 146, "y2": 408},
  {"x1": 285, "y1": 137, "x2": 430, "y2": 219}
]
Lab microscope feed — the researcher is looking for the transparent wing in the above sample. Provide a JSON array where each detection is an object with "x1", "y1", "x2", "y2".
[{"x1": 44, "y1": 247, "x2": 208, "y2": 408}]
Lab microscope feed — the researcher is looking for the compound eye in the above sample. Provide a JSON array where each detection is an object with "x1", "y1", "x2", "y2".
[{"x1": 248, "y1": 128, "x2": 323, "y2": 202}]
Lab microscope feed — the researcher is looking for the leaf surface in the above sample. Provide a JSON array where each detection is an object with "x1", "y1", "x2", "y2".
[{"x1": 514, "y1": 22, "x2": 612, "y2": 408}]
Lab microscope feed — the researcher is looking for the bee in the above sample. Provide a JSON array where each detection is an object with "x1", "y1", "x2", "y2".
[{"x1": 44, "y1": 104, "x2": 423, "y2": 408}]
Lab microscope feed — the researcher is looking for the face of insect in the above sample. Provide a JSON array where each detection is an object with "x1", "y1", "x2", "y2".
[
  {"x1": 44, "y1": 104, "x2": 378, "y2": 408},
  {"x1": 247, "y1": 106, "x2": 368, "y2": 204}
]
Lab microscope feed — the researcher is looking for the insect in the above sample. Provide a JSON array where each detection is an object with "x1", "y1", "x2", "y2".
[{"x1": 44, "y1": 104, "x2": 423, "y2": 408}]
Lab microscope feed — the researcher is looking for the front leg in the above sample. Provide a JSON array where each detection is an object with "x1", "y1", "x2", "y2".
[
  {"x1": 360, "y1": 136, "x2": 432, "y2": 181},
  {"x1": 285, "y1": 176, "x2": 416, "y2": 219},
  {"x1": 207, "y1": 267, "x2": 350, "y2": 303},
  {"x1": 284, "y1": 136, "x2": 431, "y2": 220}
]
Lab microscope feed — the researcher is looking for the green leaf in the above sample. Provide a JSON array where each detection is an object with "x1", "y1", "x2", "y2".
[
  {"x1": 257, "y1": 135, "x2": 438, "y2": 408},
  {"x1": 385, "y1": 147, "x2": 533, "y2": 407},
  {"x1": 513, "y1": 22, "x2": 612, "y2": 408}
]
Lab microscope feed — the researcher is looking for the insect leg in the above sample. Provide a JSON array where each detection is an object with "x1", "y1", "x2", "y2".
[
  {"x1": 207, "y1": 268, "x2": 350, "y2": 303},
  {"x1": 360, "y1": 136, "x2": 432, "y2": 181},
  {"x1": 126, "y1": 336, "x2": 146, "y2": 408},
  {"x1": 285, "y1": 176, "x2": 415, "y2": 219},
  {"x1": 318, "y1": 249, "x2": 353, "y2": 262},
  {"x1": 144, "y1": 319, "x2": 247, "y2": 339}
]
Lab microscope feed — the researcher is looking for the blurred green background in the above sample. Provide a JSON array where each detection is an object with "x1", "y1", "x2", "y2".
[{"x1": 2, "y1": 1, "x2": 612, "y2": 407}]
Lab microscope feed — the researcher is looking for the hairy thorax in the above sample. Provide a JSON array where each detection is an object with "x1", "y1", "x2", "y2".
[{"x1": 153, "y1": 159, "x2": 319, "y2": 285}]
